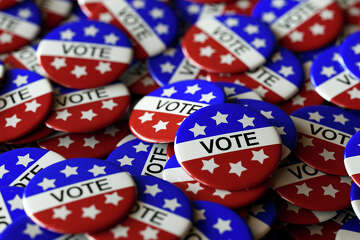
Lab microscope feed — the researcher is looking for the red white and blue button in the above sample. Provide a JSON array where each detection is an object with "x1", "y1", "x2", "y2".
[
  {"x1": 216, "y1": 82, "x2": 262, "y2": 102},
  {"x1": 175, "y1": 103, "x2": 281, "y2": 190},
  {"x1": 339, "y1": 31, "x2": 360, "y2": 81},
  {"x1": 345, "y1": 130, "x2": 360, "y2": 187},
  {"x1": 38, "y1": 20, "x2": 133, "y2": 89}
]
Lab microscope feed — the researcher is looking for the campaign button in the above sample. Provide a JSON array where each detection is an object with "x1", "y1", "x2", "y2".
[
  {"x1": 336, "y1": 217, "x2": 360, "y2": 240},
  {"x1": 234, "y1": 99, "x2": 297, "y2": 160},
  {"x1": 252, "y1": 0, "x2": 343, "y2": 52},
  {"x1": 90, "y1": 0, "x2": 178, "y2": 59},
  {"x1": 129, "y1": 80, "x2": 225, "y2": 143},
  {"x1": 0, "y1": 69, "x2": 53, "y2": 142},
  {"x1": 175, "y1": 103, "x2": 281, "y2": 190},
  {"x1": 0, "y1": 147, "x2": 65, "y2": 188},
  {"x1": 339, "y1": 31, "x2": 360, "y2": 81},
  {"x1": 216, "y1": 82, "x2": 262, "y2": 102},
  {"x1": 36, "y1": 0, "x2": 73, "y2": 29},
  {"x1": 107, "y1": 134, "x2": 168, "y2": 179},
  {"x1": 38, "y1": 121, "x2": 129, "y2": 159},
  {"x1": 38, "y1": 19, "x2": 133, "y2": 89},
  {"x1": 45, "y1": 83, "x2": 130, "y2": 133},
  {"x1": 0, "y1": 0, "x2": 41, "y2": 53},
  {"x1": 182, "y1": 14, "x2": 275, "y2": 73},
  {"x1": 208, "y1": 47, "x2": 304, "y2": 104},
  {"x1": 147, "y1": 44, "x2": 208, "y2": 86},
  {"x1": 120, "y1": 61, "x2": 160, "y2": 96},
  {"x1": 88, "y1": 175, "x2": 192, "y2": 240},
  {"x1": 8, "y1": 124, "x2": 54, "y2": 145},
  {"x1": 345, "y1": 130, "x2": 360, "y2": 187},
  {"x1": 183, "y1": 200, "x2": 252, "y2": 240},
  {"x1": 163, "y1": 154, "x2": 269, "y2": 208},
  {"x1": 271, "y1": 157, "x2": 352, "y2": 211},
  {"x1": 291, "y1": 105, "x2": 360, "y2": 176},
  {"x1": 23, "y1": 158, "x2": 137, "y2": 234}
]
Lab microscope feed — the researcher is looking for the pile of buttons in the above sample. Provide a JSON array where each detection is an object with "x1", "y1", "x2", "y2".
[{"x1": 2, "y1": 0, "x2": 360, "y2": 239}]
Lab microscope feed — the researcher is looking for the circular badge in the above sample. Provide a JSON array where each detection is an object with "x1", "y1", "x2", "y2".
[
  {"x1": 175, "y1": 103, "x2": 281, "y2": 190},
  {"x1": 182, "y1": 14, "x2": 275, "y2": 73},
  {"x1": 0, "y1": 147, "x2": 65, "y2": 188},
  {"x1": 107, "y1": 134, "x2": 169, "y2": 179},
  {"x1": 345, "y1": 130, "x2": 360, "y2": 187},
  {"x1": 234, "y1": 99, "x2": 297, "y2": 160},
  {"x1": 336, "y1": 216, "x2": 360, "y2": 240},
  {"x1": 183, "y1": 200, "x2": 252, "y2": 240},
  {"x1": 163, "y1": 154, "x2": 269, "y2": 208},
  {"x1": 216, "y1": 82, "x2": 262, "y2": 102},
  {"x1": 272, "y1": 157, "x2": 352, "y2": 211},
  {"x1": 45, "y1": 83, "x2": 130, "y2": 133},
  {"x1": 208, "y1": 47, "x2": 304, "y2": 103},
  {"x1": 252, "y1": 0, "x2": 343, "y2": 52},
  {"x1": 0, "y1": 69, "x2": 53, "y2": 142},
  {"x1": 0, "y1": 0, "x2": 41, "y2": 53},
  {"x1": 90, "y1": 0, "x2": 178, "y2": 59},
  {"x1": 23, "y1": 158, "x2": 137, "y2": 234},
  {"x1": 147, "y1": 44, "x2": 208, "y2": 86},
  {"x1": 38, "y1": 19, "x2": 133, "y2": 89},
  {"x1": 38, "y1": 121, "x2": 129, "y2": 159},
  {"x1": 339, "y1": 31, "x2": 360, "y2": 81},
  {"x1": 120, "y1": 61, "x2": 160, "y2": 96},
  {"x1": 36, "y1": 0, "x2": 73, "y2": 29},
  {"x1": 291, "y1": 105, "x2": 360, "y2": 176},
  {"x1": 88, "y1": 175, "x2": 192, "y2": 240},
  {"x1": 129, "y1": 80, "x2": 225, "y2": 143},
  {"x1": 275, "y1": 196, "x2": 337, "y2": 225}
]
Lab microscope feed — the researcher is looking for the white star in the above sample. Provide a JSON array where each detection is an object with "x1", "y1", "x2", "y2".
[
  {"x1": 60, "y1": 29, "x2": 75, "y2": 40},
  {"x1": 279, "y1": 66, "x2": 294, "y2": 77},
  {"x1": 252, "y1": 38, "x2": 266, "y2": 48},
  {"x1": 23, "y1": 223, "x2": 42, "y2": 238},
  {"x1": 225, "y1": 18, "x2": 239, "y2": 27},
  {"x1": 133, "y1": 0, "x2": 145, "y2": 8},
  {"x1": 276, "y1": 126, "x2": 286, "y2": 135},
  {"x1": 0, "y1": 33, "x2": 12, "y2": 43},
  {"x1": 244, "y1": 24, "x2": 259, "y2": 34},
  {"x1": 104, "y1": 125, "x2": 119, "y2": 137},
  {"x1": 319, "y1": 149, "x2": 335, "y2": 161},
  {"x1": 163, "y1": 48, "x2": 176, "y2": 57},
  {"x1": 213, "y1": 189, "x2": 231, "y2": 199},
  {"x1": 322, "y1": 184, "x2": 339, "y2": 198},
  {"x1": 5, "y1": 114, "x2": 21, "y2": 128},
  {"x1": 81, "y1": 109, "x2": 97, "y2": 121},
  {"x1": 0, "y1": 165, "x2": 9, "y2": 179},
  {"x1": 60, "y1": 165, "x2": 78, "y2": 178},
  {"x1": 83, "y1": 136, "x2": 99, "y2": 149},
  {"x1": 133, "y1": 142, "x2": 149, "y2": 152},
  {"x1": 13, "y1": 75, "x2": 28, "y2": 87},
  {"x1": 155, "y1": 23, "x2": 168, "y2": 35},
  {"x1": 186, "y1": 182, "x2": 204, "y2": 194},
  {"x1": 187, "y1": 4, "x2": 200, "y2": 14},
  {"x1": 220, "y1": 54, "x2": 235, "y2": 65},
  {"x1": 117, "y1": 155, "x2": 135, "y2": 166},
  {"x1": 292, "y1": 95, "x2": 306, "y2": 106},
  {"x1": 138, "y1": 112, "x2": 154, "y2": 123},
  {"x1": 193, "y1": 33, "x2": 208, "y2": 43},
  {"x1": 238, "y1": 114, "x2": 255, "y2": 128},
  {"x1": 99, "y1": 12, "x2": 113, "y2": 23},
  {"x1": 104, "y1": 33, "x2": 119, "y2": 44},
  {"x1": 353, "y1": 44, "x2": 360, "y2": 54},
  {"x1": 223, "y1": 87, "x2": 236, "y2": 96},
  {"x1": 57, "y1": 136, "x2": 74, "y2": 148},
  {"x1": 51, "y1": 57, "x2": 67, "y2": 70},
  {"x1": 260, "y1": 110, "x2": 274, "y2": 119},
  {"x1": 142, "y1": 77, "x2": 155, "y2": 86},
  {"x1": 84, "y1": 25, "x2": 99, "y2": 37},
  {"x1": 38, "y1": 177, "x2": 56, "y2": 191},
  {"x1": 211, "y1": 111, "x2": 228, "y2": 125},
  {"x1": 296, "y1": 183, "x2": 313, "y2": 197},
  {"x1": 251, "y1": 149, "x2": 269, "y2": 164},
  {"x1": 272, "y1": 52, "x2": 283, "y2": 62},
  {"x1": 200, "y1": 45, "x2": 215, "y2": 57},
  {"x1": 308, "y1": 111, "x2": 324, "y2": 122},
  {"x1": 189, "y1": 123, "x2": 207, "y2": 137},
  {"x1": 101, "y1": 99, "x2": 117, "y2": 111},
  {"x1": 185, "y1": 84, "x2": 201, "y2": 94},
  {"x1": 150, "y1": 8, "x2": 164, "y2": 19},
  {"x1": 7, "y1": 195, "x2": 23, "y2": 211},
  {"x1": 348, "y1": 88, "x2": 360, "y2": 99},
  {"x1": 298, "y1": 135, "x2": 314, "y2": 148},
  {"x1": 254, "y1": 86, "x2": 268, "y2": 97},
  {"x1": 161, "y1": 86, "x2": 177, "y2": 97},
  {"x1": 213, "y1": 218, "x2": 232, "y2": 234},
  {"x1": 272, "y1": 0, "x2": 285, "y2": 8},
  {"x1": 18, "y1": 8, "x2": 31, "y2": 18},
  {"x1": 320, "y1": 10, "x2": 334, "y2": 20},
  {"x1": 56, "y1": 109, "x2": 72, "y2": 121},
  {"x1": 16, "y1": 154, "x2": 34, "y2": 167},
  {"x1": 25, "y1": 100, "x2": 41, "y2": 113},
  {"x1": 306, "y1": 225, "x2": 323, "y2": 236},
  {"x1": 88, "y1": 164, "x2": 106, "y2": 177},
  {"x1": 152, "y1": 120, "x2": 168, "y2": 132},
  {"x1": 286, "y1": 202, "x2": 300, "y2": 214},
  {"x1": 262, "y1": 12, "x2": 276, "y2": 23},
  {"x1": 194, "y1": 208, "x2": 206, "y2": 222},
  {"x1": 140, "y1": 226, "x2": 159, "y2": 240},
  {"x1": 289, "y1": 31, "x2": 304, "y2": 43},
  {"x1": 96, "y1": 62, "x2": 111, "y2": 74},
  {"x1": 71, "y1": 65, "x2": 87, "y2": 78},
  {"x1": 229, "y1": 161, "x2": 247, "y2": 177},
  {"x1": 200, "y1": 92, "x2": 216, "y2": 103},
  {"x1": 163, "y1": 198, "x2": 181, "y2": 211},
  {"x1": 144, "y1": 184, "x2": 162, "y2": 197},
  {"x1": 111, "y1": 224, "x2": 129, "y2": 238},
  {"x1": 333, "y1": 114, "x2": 349, "y2": 125},
  {"x1": 105, "y1": 192, "x2": 123, "y2": 206},
  {"x1": 160, "y1": 62, "x2": 175, "y2": 74},
  {"x1": 201, "y1": 158, "x2": 219, "y2": 174},
  {"x1": 350, "y1": 7, "x2": 360, "y2": 16},
  {"x1": 251, "y1": 204, "x2": 265, "y2": 215},
  {"x1": 82, "y1": 205, "x2": 101, "y2": 219},
  {"x1": 340, "y1": 177, "x2": 352, "y2": 185},
  {"x1": 53, "y1": 206, "x2": 72, "y2": 220},
  {"x1": 310, "y1": 23, "x2": 325, "y2": 35}
]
